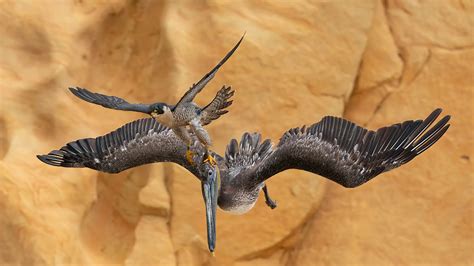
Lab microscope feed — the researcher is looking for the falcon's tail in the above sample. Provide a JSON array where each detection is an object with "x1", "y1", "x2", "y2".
[{"x1": 200, "y1": 86, "x2": 234, "y2": 126}]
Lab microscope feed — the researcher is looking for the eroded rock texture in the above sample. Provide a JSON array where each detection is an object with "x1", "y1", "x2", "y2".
[{"x1": 0, "y1": 0, "x2": 472, "y2": 265}]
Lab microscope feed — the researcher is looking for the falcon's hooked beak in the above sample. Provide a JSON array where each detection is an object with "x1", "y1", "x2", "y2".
[{"x1": 201, "y1": 162, "x2": 220, "y2": 254}]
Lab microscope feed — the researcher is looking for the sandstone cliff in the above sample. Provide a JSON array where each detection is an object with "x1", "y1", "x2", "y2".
[{"x1": 0, "y1": 0, "x2": 472, "y2": 265}]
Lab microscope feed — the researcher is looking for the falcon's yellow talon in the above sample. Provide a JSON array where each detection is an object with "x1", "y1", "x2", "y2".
[
  {"x1": 186, "y1": 149, "x2": 195, "y2": 165},
  {"x1": 203, "y1": 154, "x2": 217, "y2": 166}
]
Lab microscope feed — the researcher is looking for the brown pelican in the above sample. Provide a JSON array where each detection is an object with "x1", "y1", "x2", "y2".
[{"x1": 37, "y1": 108, "x2": 450, "y2": 253}]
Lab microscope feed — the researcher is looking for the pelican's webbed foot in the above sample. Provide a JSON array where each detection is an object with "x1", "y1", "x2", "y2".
[{"x1": 263, "y1": 185, "x2": 277, "y2": 209}]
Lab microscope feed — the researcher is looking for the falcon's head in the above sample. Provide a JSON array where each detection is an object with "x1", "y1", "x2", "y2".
[{"x1": 149, "y1": 103, "x2": 171, "y2": 118}]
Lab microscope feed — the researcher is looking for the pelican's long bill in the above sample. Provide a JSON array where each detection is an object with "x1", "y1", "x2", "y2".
[{"x1": 201, "y1": 164, "x2": 220, "y2": 254}]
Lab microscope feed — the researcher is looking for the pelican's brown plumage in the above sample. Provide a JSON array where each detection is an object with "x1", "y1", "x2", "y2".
[{"x1": 37, "y1": 108, "x2": 450, "y2": 252}]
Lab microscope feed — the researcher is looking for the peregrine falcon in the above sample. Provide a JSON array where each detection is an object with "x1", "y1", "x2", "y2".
[
  {"x1": 68, "y1": 35, "x2": 244, "y2": 165},
  {"x1": 37, "y1": 108, "x2": 451, "y2": 253}
]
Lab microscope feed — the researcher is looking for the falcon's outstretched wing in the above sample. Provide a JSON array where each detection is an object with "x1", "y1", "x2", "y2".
[
  {"x1": 226, "y1": 109, "x2": 450, "y2": 189},
  {"x1": 69, "y1": 87, "x2": 151, "y2": 113},
  {"x1": 37, "y1": 118, "x2": 201, "y2": 177},
  {"x1": 200, "y1": 86, "x2": 234, "y2": 126},
  {"x1": 174, "y1": 35, "x2": 243, "y2": 110}
]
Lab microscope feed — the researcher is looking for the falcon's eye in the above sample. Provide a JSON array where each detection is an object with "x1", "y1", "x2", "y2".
[
  {"x1": 155, "y1": 108, "x2": 164, "y2": 115},
  {"x1": 208, "y1": 170, "x2": 213, "y2": 176}
]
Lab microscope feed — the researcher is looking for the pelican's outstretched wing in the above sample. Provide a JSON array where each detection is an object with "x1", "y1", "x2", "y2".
[
  {"x1": 69, "y1": 87, "x2": 151, "y2": 113},
  {"x1": 226, "y1": 109, "x2": 450, "y2": 189},
  {"x1": 200, "y1": 86, "x2": 234, "y2": 126},
  {"x1": 174, "y1": 35, "x2": 243, "y2": 110},
  {"x1": 37, "y1": 118, "x2": 201, "y2": 177}
]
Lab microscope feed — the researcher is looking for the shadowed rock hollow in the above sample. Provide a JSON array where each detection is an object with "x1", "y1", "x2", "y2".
[{"x1": 0, "y1": 0, "x2": 472, "y2": 265}]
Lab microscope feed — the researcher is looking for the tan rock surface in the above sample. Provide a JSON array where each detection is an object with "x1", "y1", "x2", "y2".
[{"x1": 0, "y1": 0, "x2": 472, "y2": 265}]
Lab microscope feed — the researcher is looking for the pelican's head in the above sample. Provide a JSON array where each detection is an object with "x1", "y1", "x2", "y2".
[
  {"x1": 200, "y1": 158, "x2": 221, "y2": 254},
  {"x1": 149, "y1": 103, "x2": 171, "y2": 118}
]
